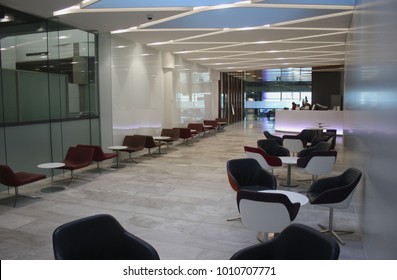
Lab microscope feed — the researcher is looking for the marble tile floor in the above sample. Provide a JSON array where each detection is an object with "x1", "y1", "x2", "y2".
[{"x1": 0, "y1": 118, "x2": 366, "y2": 260}]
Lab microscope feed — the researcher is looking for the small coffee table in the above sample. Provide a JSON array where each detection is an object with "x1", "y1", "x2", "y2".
[
  {"x1": 279, "y1": 156, "x2": 299, "y2": 187},
  {"x1": 108, "y1": 146, "x2": 127, "y2": 168},
  {"x1": 38, "y1": 162, "x2": 66, "y2": 193}
]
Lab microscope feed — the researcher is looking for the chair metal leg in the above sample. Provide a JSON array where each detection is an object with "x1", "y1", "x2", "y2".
[
  {"x1": 126, "y1": 153, "x2": 139, "y2": 163},
  {"x1": 14, "y1": 186, "x2": 18, "y2": 207},
  {"x1": 318, "y1": 208, "x2": 353, "y2": 245},
  {"x1": 227, "y1": 216, "x2": 241, "y2": 221},
  {"x1": 97, "y1": 162, "x2": 102, "y2": 175}
]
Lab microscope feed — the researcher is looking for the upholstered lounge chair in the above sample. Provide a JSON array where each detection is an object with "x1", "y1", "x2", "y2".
[
  {"x1": 244, "y1": 146, "x2": 282, "y2": 173},
  {"x1": 120, "y1": 135, "x2": 146, "y2": 162},
  {"x1": 306, "y1": 168, "x2": 362, "y2": 244},
  {"x1": 53, "y1": 214, "x2": 160, "y2": 260},
  {"x1": 257, "y1": 139, "x2": 290, "y2": 157},
  {"x1": 143, "y1": 135, "x2": 164, "y2": 157},
  {"x1": 77, "y1": 144, "x2": 117, "y2": 174},
  {"x1": 57, "y1": 146, "x2": 95, "y2": 185},
  {"x1": 0, "y1": 165, "x2": 46, "y2": 207},
  {"x1": 230, "y1": 223, "x2": 340, "y2": 260}
]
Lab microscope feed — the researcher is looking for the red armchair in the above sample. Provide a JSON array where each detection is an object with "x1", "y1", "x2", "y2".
[
  {"x1": 0, "y1": 164, "x2": 46, "y2": 207},
  {"x1": 57, "y1": 147, "x2": 95, "y2": 185},
  {"x1": 77, "y1": 144, "x2": 117, "y2": 174}
]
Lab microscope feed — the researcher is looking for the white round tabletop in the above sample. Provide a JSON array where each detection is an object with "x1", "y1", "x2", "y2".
[
  {"x1": 260, "y1": 189, "x2": 308, "y2": 205},
  {"x1": 108, "y1": 145, "x2": 127, "y2": 150},
  {"x1": 153, "y1": 136, "x2": 171, "y2": 140},
  {"x1": 38, "y1": 162, "x2": 65, "y2": 169}
]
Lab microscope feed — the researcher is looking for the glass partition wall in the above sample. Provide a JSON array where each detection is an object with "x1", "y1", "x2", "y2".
[
  {"x1": 244, "y1": 68, "x2": 312, "y2": 117},
  {"x1": 0, "y1": 6, "x2": 99, "y2": 184}
]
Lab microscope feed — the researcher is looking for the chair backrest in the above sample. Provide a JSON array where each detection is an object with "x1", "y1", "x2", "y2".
[
  {"x1": 257, "y1": 139, "x2": 290, "y2": 157},
  {"x1": 297, "y1": 129, "x2": 318, "y2": 143},
  {"x1": 77, "y1": 144, "x2": 104, "y2": 161},
  {"x1": 263, "y1": 131, "x2": 283, "y2": 145},
  {"x1": 141, "y1": 135, "x2": 157, "y2": 148},
  {"x1": 0, "y1": 165, "x2": 19, "y2": 186},
  {"x1": 237, "y1": 190, "x2": 300, "y2": 233},
  {"x1": 244, "y1": 146, "x2": 282, "y2": 170},
  {"x1": 226, "y1": 158, "x2": 277, "y2": 192},
  {"x1": 297, "y1": 150, "x2": 337, "y2": 176},
  {"x1": 203, "y1": 120, "x2": 218, "y2": 128},
  {"x1": 187, "y1": 123, "x2": 204, "y2": 133},
  {"x1": 282, "y1": 135, "x2": 306, "y2": 153},
  {"x1": 177, "y1": 128, "x2": 193, "y2": 139},
  {"x1": 297, "y1": 141, "x2": 331, "y2": 157},
  {"x1": 53, "y1": 214, "x2": 160, "y2": 260},
  {"x1": 122, "y1": 135, "x2": 146, "y2": 149},
  {"x1": 230, "y1": 223, "x2": 340, "y2": 260},
  {"x1": 64, "y1": 147, "x2": 95, "y2": 166},
  {"x1": 161, "y1": 128, "x2": 179, "y2": 141},
  {"x1": 308, "y1": 167, "x2": 362, "y2": 209}
]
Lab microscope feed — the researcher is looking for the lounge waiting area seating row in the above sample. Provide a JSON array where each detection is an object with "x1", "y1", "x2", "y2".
[{"x1": 0, "y1": 120, "x2": 227, "y2": 207}]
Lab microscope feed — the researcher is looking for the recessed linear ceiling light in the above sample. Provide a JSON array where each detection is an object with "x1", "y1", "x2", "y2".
[{"x1": 0, "y1": 14, "x2": 14, "y2": 22}]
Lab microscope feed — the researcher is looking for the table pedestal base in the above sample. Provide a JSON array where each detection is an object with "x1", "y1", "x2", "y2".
[
  {"x1": 256, "y1": 232, "x2": 277, "y2": 242},
  {"x1": 110, "y1": 164, "x2": 125, "y2": 169},
  {"x1": 41, "y1": 186, "x2": 65, "y2": 193}
]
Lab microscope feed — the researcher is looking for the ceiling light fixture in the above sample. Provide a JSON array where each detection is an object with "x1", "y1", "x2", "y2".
[{"x1": 0, "y1": 14, "x2": 14, "y2": 23}]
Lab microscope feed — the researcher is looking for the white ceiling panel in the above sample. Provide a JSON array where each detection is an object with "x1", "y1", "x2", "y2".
[{"x1": 0, "y1": 0, "x2": 354, "y2": 71}]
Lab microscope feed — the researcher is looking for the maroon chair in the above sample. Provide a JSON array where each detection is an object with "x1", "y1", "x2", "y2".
[
  {"x1": 160, "y1": 128, "x2": 179, "y2": 148},
  {"x1": 176, "y1": 128, "x2": 194, "y2": 143},
  {"x1": 0, "y1": 165, "x2": 46, "y2": 207},
  {"x1": 57, "y1": 147, "x2": 95, "y2": 185},
  {"x1": 77, "y1": 144, "x2": 117, "y2": 174},
  {"x1": 142, "y1": 135, "x2": 164, "y2": 157},
  {"x1": 244, "y1": 146, "x2": 282, "y2": 174},
  {"x1": 203, "y1": 120, "x2": 218, "y2": 133},
  {"x1": 120, "y1": 135, "x2": 146, "y2": 163},
  {"x1": 187, "y1": 123, "x2": 207, "y2": 137}
]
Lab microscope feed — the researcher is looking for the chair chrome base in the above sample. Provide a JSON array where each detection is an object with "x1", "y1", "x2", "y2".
[
  {"x1": 227, "y1": 216, "x2": 241, "y2": 222},
  {"x1": 41, "y1": 186, "x2": 66, "y2": 193},
  {"x1": 318, "y1": 208, "x2": 354, "y2": 245},
  {"x1": 318, "y1": 224, "x2": 353, "y2": 245}
]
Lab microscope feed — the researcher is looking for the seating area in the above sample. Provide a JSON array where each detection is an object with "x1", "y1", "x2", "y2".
[{"x1": 0, "y1": 120, "x2": 365, "y2": 260}]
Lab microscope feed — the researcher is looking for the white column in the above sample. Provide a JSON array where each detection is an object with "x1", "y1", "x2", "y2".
[
  {"x1": 162, "y1": 52, "x2": 175, "y2": 128},
  {"x1": 97, "y1": 33, "x2": 114, "y2": 147}
]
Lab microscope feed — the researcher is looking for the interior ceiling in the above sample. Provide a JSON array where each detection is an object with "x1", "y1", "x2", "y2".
[{"x1": 0, "y1": 0, "x2": 355, "y2": 75}]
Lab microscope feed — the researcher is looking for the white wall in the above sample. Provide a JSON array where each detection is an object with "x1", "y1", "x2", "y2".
[{"x1": 109, "y1": 35, "x2": 219, "y2": 145}]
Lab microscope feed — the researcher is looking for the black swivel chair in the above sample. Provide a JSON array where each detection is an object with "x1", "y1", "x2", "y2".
[
  {"x1": 226, "y1": 158, "x2": 277, "y2": 192},
  {"x1": 230, "y1": 223, "x2": 340, "y2": 260},
  {"x1": 263, "y1": 131, "x2": 283, "y2": 145},
  {"x1": 306, "y1": 168, "x2": 362, "y2": 244},
  {"x1": 53, "y1": 214, "x2": 160, "y2": 260},
  {"x1": 257, "y1": 139, "x2": 290, "y2": 157},
  {"x1": 226, "y1": 158, "x2": 277, "y2": 222}
]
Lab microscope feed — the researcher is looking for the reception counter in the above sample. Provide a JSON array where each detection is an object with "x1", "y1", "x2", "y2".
[{"x1": 275, "y1": 110, "x2": 343, "y2": 135}]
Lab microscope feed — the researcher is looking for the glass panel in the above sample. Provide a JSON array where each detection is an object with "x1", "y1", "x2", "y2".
[
  {"x1": 245, "y1": 67, "x2": 312, "y2": 110},
  {"x1": 0, "y1": 5, "x2": 100, "y2": 176}
]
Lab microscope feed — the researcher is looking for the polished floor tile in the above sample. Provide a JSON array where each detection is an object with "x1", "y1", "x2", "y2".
[{"x1": 0, "y1": 118, "x2": 366, "y2": 259}]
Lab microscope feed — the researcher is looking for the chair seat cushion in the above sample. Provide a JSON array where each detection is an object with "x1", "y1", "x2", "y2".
[{"x1": 15, "y1": 172, "x2": 46, "y2": 185}]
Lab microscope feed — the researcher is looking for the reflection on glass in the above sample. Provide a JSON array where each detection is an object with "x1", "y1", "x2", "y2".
[
  {"x1": 174, "y1": 65, "x2": 212, "y2": 124},
  {"x1": 0, "y1": 10, "x2": 98, "y2": 124},
  {"x1": 245, "y1": 67, "x2": 312, "y2": 111}
]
